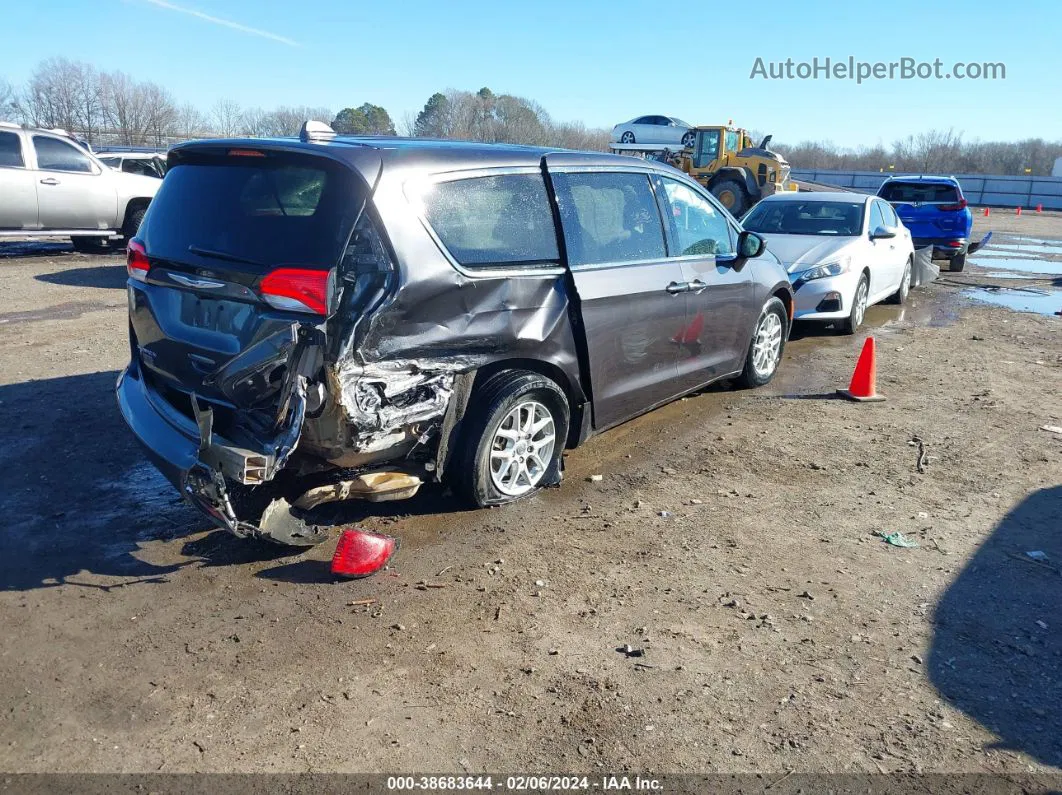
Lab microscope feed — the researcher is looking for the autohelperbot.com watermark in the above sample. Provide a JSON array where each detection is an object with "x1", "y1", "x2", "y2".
[{"x1": 750, "y1": 56, "x2": 1006, "y2": 83}]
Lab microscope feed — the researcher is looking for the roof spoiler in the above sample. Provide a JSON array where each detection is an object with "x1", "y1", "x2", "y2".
[{"x1": 300, "y1": 120, "x2": 336, "y2": 142}]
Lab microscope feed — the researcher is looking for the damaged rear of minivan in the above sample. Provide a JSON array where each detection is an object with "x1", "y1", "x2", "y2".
[{"x1": 117, "y1": 133, "x2": 586, "y2": 544}]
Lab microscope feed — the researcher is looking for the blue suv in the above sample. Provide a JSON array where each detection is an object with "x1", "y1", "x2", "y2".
[{"x1": 877, "y1": 176, "x2": 973, "y2": 271}]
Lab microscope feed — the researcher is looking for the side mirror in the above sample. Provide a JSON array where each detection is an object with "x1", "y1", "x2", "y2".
[
  {"x1": 870, "y1": 225, "x2": 897, "y2": 240},
  {"x1": 738, "y1": 230, "x2": 766, "y2": 259}
]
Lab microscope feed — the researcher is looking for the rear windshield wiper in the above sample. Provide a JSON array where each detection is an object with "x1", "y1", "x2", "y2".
[{"x1": 187, "y1": 245, "x2": 267, "y2": 268}]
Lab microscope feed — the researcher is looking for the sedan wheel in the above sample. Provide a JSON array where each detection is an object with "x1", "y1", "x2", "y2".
[
  {"x1": 489, "y1": 400, "x2": 557, "y2": 497},
  {"x1": 681, "y1": 131, "x2": 695, "y2": 148},
  {"x1": 840, "y1": 274, "x2": 869, "y2": 335},
  {"x1": 621, "y1": 131, "x2": 636, "y2": 144}
]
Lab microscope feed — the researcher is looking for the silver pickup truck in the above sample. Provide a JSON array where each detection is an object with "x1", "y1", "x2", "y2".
[{"x1": 0, "y1": 122, "x2": 160, "y2": 252}]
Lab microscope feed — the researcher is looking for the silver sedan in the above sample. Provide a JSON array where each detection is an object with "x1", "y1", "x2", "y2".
[{"x1": 610, "y1": 115, "x2": 694, "y2": 147}]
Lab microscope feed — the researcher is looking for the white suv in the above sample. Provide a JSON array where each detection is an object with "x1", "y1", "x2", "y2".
[{"x1": 0, "y1": 122, "x2": 160, "y2": 252}]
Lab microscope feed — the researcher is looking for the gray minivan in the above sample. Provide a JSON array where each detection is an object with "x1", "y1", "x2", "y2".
[{"x1": 117, "y1": 123, "x2": 794, "y2": 544}]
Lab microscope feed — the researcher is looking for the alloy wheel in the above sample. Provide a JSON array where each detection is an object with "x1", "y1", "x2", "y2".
[
  {"x1": 751, "y1": 311, "x2": 784, "y2": 378},
  {"x1": 853, "y1": 280, "x2": 868, "y2": 327},
  {"x1": 488, "y1": 400, "x2": 557, "y2": 497}
]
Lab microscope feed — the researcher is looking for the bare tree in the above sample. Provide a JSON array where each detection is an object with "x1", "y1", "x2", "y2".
[
  {"x1": 144, "y1": 83, "x2": 178, "y2": 146},
  {"x1": 175, "y1": 103, "x2": 209, "y2": 137},
  {"x1": 103, "y1": 71, "x2": 152, "y2": 145},
  {"x1": 0, "y1": 78, "x2": 17, "y2": 120},
  {"x1": 210, "y1": 99, "x2": 244, "y2": 137}
]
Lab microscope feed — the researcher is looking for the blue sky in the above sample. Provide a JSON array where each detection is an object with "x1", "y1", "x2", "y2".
[{"x1": 1, "y1": 0, "x2": 1057, "y2": 147}]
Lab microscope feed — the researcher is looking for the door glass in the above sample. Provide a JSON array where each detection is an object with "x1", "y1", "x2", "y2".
[
  {"x1": 869, "y1": 201, "x2": 885, "y2": 232},
  {"x1": 0, "y1": 132, "x2": 25, "y2": 168},
  {"x1": 554, "y1": 172, "x2": 666, "y2": 266},
  {"x1": 693, "y1": 130, "x2": 720, "y2": 169},
  {"x1": 880, "y1": 201, "x2": 899, "y2": 227},
  {"x1": 659, "y1": 178, "x2": 735, "y2": 257},
  {"x1": 725, "y1": 130, "x2": 740, "y2": 152},
  {"x1": 32, "y1": 136, "x2": 95, "y2": 173},
  {"x1": 419, "y1": 173, "x2": 559, "y2": 269}
]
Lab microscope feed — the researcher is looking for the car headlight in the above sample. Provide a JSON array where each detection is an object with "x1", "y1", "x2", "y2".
[{"x1": 801, "y1": 256, "x2": 850, "y2": 281}]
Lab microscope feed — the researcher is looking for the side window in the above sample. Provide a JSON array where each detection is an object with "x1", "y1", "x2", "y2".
[
  {"x1": 553, "y1": 171, "x2": 666, "y2": 267},
  {"x1": 0, "y1": 132, "x2": 25, "y2": 168},
  {"x1": 725, "y1": 130, "x2": 740, "y2": 152},
  {"x1": 32, "y1": 136, "x2": 95, "y2": 173},
  {"x1": 869, "y1": 201, "x2": 885, "y2": 232},
  {"x1": 880, "y1": 201, "x2": 899, "y2": 227},
  {"x1": 658, "y1": 178, "x2": 735, "y2": 258},
  {"x1": 693, "y1": 130, "x2": 720, "y2": 169},
  {"x1": 419, "y1": 173, "x2": 559, "y2": 269},
  {"x1": 633, "y1": 116, "x2": 650, "y2": 125}
]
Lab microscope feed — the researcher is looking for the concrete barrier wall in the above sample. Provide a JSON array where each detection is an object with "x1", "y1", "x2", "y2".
[{"x1": 790, "y1": 169, "x2": 1062, "y2": 210}]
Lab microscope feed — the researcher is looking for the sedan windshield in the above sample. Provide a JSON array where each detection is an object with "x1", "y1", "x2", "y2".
[{"x1": 742, "y1": 200, "x2": 865, "y2": 236}]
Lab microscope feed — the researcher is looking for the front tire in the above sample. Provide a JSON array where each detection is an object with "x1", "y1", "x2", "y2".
[
  {"x1": 887, "y1": 259, "x2": 912, "y2": 304},
  {"x1": 711, "y1": 179, "x2": 749, "y2": 216},
  {"x1": 950, "y1": 252, "x2": 966, "y2": 272},
  {"x1": 453, "y1": 371, "x2": 569, "y2": 508},
  {"x1": 839, "y1": 273, "x2": 869, "y2": 335},
  {"x1": 735, "y1": 297, "x2": 787, "y2": 388}
]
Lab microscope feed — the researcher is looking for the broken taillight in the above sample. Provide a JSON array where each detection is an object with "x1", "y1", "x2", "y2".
[
  {"x1": 259, "y1": 268, "x2": 330, "y2": 315},
  {"x1": 127, "y1": 238, "x2": 150, "y2": 282}
]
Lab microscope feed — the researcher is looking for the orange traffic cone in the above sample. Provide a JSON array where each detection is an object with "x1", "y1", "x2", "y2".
[
  {"x1": 1037, "y1": 203, "x2": 1043, "y2": 213},
  {"x1": 983, "y1": 207, "x2": 990, "y2": 217},
  {"x1": 838, "y1": 337, "x2": 885, "y2": 402},
  {"x1": 1016, "y1": 206, "x2": 1023, "y2": 216}
]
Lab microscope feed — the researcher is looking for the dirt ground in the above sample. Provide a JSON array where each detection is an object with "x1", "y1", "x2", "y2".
[{"x1": 0, "y1": 212, "x2": 1060, "y2": 779}]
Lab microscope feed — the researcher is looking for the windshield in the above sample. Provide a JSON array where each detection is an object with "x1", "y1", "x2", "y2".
[
  {"x1": 742, "y1": 200, "x2": 865, "y2": 236},
  {"x1": 879, "y1": 181, "x2": 959, "y2": 203},
  {"x1": 140, "y1": 152, "x2": 363, "y2": 271}
]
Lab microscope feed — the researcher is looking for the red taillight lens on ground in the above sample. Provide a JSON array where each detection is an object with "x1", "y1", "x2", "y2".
[
  {"x1": 939, "y1": 199, "x2": 968, "y2": 211},
  {"x1": 259, "y1": 268, "x2": 331, "y2": 315},
  {"x1": 331, "y1": 528, "x2": 398, "y2": 579},
  {"x1": 127, "y1": 238, "x2": 150, "y2": 282}
]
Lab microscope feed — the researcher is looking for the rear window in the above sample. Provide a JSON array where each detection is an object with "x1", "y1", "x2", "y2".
[
  {"x1": 0, "y1": 132, "x2": 24, "y2": 167},
  {"x1": 879, "y1": 181, "x2": 960, "y2": 203},
  {"x1": 140, "y1": 153, "x2": 362, "y2": 271},
  {"x1": 419, "y1": 174, "x2": 559, "y2": 270}
]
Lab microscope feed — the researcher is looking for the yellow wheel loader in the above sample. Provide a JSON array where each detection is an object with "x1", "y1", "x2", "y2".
[{"x1": 673, "y1": 125, "x2": 791, "y2": 216}]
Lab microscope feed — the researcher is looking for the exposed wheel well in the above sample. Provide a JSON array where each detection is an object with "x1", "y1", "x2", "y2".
[{"x1": 772, "y1": 288, "x2": 793, "y2": 327}]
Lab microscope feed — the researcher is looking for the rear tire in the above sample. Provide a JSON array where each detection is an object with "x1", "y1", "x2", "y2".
[
  {"x1": 887, "y1": 259, "x2": 912, "y2": 304},
  {"x1": 71, "y1": 237, "x2": 111, "y2": 254},
  {"x1": 453, "y1": 371, "x2": 569, "y2": 508},
  {"x1": 950, "y1": 252, "x2": 966, "y2": 272},
  {"x1": 620, "y1": 131, "x2": 636, "y2": 144},
  {"x1": 839, "y1": 273, "x2": 869, "y2": 335},
  {"x1": 711, "y1": 179, "x2": 749, "y2": 216},
  {"x1": 735, "y1": 297, "x2": 787, "y2": 388},
  {"x1": 122, "y1": 204, "x2": 148, "y2": 239},
  {"x1": 681, "y1": 131, "x2": 695, "y2": 148}
]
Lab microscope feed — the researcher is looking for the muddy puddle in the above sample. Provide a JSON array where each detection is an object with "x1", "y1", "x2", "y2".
[
  {"x1": 963, "y1": 285, "x2": 1062, "y2": 316},
  {"x1": 970, "y1": 256, "x2": 1062, "y2": 275}
]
